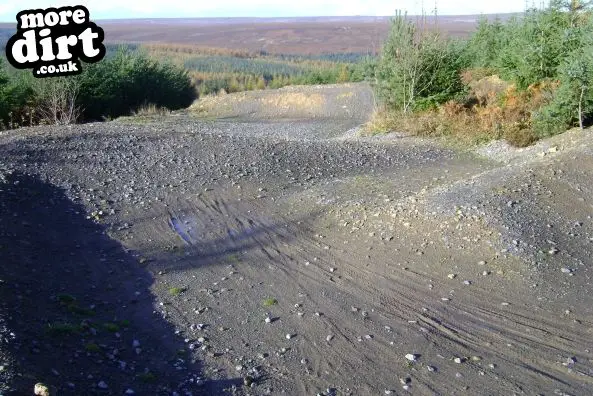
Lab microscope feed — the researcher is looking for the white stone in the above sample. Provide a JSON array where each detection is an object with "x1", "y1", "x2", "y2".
[{"x1": 405, "y1": 354, "x2": 418, "y2": 362}]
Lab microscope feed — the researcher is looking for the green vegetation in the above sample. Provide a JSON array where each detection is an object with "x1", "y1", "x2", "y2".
[
  {"x1": 145, "y1": 43, "x2": 375, "y2": 96},
  {"x1": 168, "y1": 286, "x2": 187, "y2": 296},
  {"x1": 262, "y1": 298, "x2": 278, "y2": 307},
  {"x1": 376, "y1": 11, "x2": 468, "y2": 113},
  {"x1": 85, "y1": 343, "x2": 101, "y2": 353},
  {"x1": 119, "y1": 319, "x2": 131, "y2": 327},
  {"x1": 79, "y1": 47, "x2": 195, "y2": 120},
  {"x1": 46, "y1": 322, "x2": 80, "y2": 336},
  {"x1": 0, "y1": 47, "x2": 195, "y2": 128},
  {"x1": 103, "y1": 322, "x2": 121, "y2": 332},
  {"x1": 137, "y1": 372, "x2": 158, "y2": 383},
  {"x1": 56, "y1": 293, "x2": 96, "y2": 316},
  {"x1": 0, "y1": 58, "x2": 35, "y2": 128},
  {"x1": 67, "y1": 304, "x2": 96, "y2": 317},
  {"x1": 57, "y1": 294, "x2": 77, "y2": 304},
  {"x1": 370, "y1": 2, "x2": 593, "y2": 146}
]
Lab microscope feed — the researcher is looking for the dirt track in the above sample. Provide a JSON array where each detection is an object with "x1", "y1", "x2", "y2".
[{"x1": 1, "y1": 83, "x2": 592, "y2": 395}]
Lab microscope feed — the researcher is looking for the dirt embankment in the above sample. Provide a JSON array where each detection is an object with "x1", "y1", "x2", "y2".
[{"x1": 1, "y1": 83, "x2": 592, "y2": 395}]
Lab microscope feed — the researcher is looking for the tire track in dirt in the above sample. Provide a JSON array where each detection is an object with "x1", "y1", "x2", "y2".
[{"x1": 153, "y1": 185, "x2": 593, "y2": 394}]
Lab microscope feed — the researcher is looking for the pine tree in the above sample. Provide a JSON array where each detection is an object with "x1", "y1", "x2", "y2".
[
  {"x1": 256, "y1": 76, "x2": 266, "y2": 90},
  {"x1": 229, "y1": 76, "x2": 240, "y2": 93},
  {"x1": 246, "y1": 76, "x2": 254, "y2": 91},
  {"x1": 337, "y1": 65, "x2": 350, "y2": 83}
]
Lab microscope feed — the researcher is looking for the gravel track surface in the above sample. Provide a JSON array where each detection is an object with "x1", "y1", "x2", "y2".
[{"x1": 1, "y1": 84, "x2": 592, "y2": 395}]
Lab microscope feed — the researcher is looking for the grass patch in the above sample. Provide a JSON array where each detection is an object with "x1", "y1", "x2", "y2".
[
  {"x1": 262, "y1": 298, "x2": 278, "y2": 307},
  {"x1": 117, "y1": 106, "x2": 170, "y2": 124},
  {"x1": 103, "y1": 322, "x2": 120, "y2": 333},
  {"x1": 85, "y1": 343, "x2": 101, "y2": 353},
  {"x1": 133, "y1": 104, "x2": 171, "y2": 117},
  {"x1": 168, "y1": 287, "x2": 187, "y2": 296},
  {"x1": 119, "y1": 319, "x2": 131, "y2": 328},
  {"x1": 114, "y1": 116, "x2": 156, "y2": 125},
  {"x1": 57, "y1": 294, "x2": 77, "y2": 304},
  {"x1": 67, "y1": 304, "x2": 96, "y2": 317},
  {"x1": 46, "y1": 322, "x2": 80, "y2": 336},
  {"x1": 56, "y1": 293, "x2": 95, "y2": 317},
  {"x1": 365, "y1": 109, "x2": 450, "y2": 138},
  {"x1": 137, "y1": 372, "x2": 158, "y2": 383}
]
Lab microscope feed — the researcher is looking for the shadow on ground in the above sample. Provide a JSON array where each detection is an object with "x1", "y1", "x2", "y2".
[
  {"x1": 158, "y1": 206, "x2": 321, "y2": 272},
  {"x1": 0, "y1": 172, "x2": 241, "y2": 395}
]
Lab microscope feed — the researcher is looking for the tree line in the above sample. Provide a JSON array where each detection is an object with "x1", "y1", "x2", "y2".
[
  {"x1": 146, "y1": 45, "x2": 375, "y2": 96},
  {"x1": 0, "y1": 47, "x2": 195, "y2": 128},
  {"x1": 372, "y1": 1, "x2": 593, "y2": 145}
]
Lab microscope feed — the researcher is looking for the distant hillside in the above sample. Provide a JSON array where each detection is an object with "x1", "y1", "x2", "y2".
[
  {"x1": 0, "y1": 14, "x2": 519, "y2": 55},
  {"x1": 93, "y1": 15, "x2": 495, "y2": 55}
]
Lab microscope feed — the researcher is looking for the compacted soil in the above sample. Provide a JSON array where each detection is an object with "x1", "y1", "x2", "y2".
[{"x1": 1, "y1": 83, "x2": 592, "y2": 396}]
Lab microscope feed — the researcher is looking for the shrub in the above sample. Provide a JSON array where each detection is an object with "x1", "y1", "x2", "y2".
[
  {"x1": 32, "y1": 77, "x2": 82, "y2": 125},
  {"x1": 496, "y1": 10, "x2": 572, "y2": 88},
  {"x1": 533, "y1": 42, "x2": 593, "y2": 136},
  {"x1": 374, "y1": 3, "x2": 593, "y2": 145},
  {"x1": 351, "y1": 56, "x2": 378, "y2": 82},
  {"x1": 466, "y1": 4, "x2": 591, "y2": 89},
  {"x1": 376, "y1": 12, "x2": 468, "y2": 113},
  {"x1": 463, "y1": 74, "x2": 510, "y2": 107},
  {"x1": 0, "y1": 59, "x2": 36, "y2": 128},
  {"x1": 463, "y1": 18, "x2": 506, "y2": 69},
  {"x1": 77, "y1": 47, "x2": 196, "y2": 121},
  {"x1": 504, "y1": 123, "x2": 538, "y2": 147},
  {"x1": 1, "y1": 47, "x2": 197, "y2": 127},
  {"x1": 300, "y1": 69, "x2": 339, "y2": 85}
]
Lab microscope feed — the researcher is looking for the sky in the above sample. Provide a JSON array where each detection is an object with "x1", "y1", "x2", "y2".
[{"x1": 0, "y1": 0, "x2": 534, "y2": 22}]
